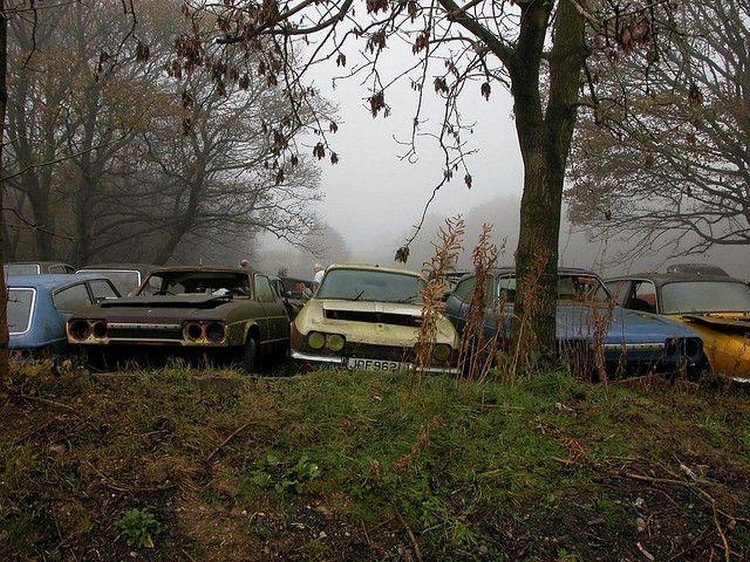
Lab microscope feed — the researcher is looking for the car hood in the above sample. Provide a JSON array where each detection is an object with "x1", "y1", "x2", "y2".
[
  {"x1": 553, "y1": 303, "x2": 699, "y2": 343},
  {"x1": 678, "y1": 312, "x2": 750, "y2": 335},
  {"x1": 296, "y1": 298, "x2": 459, "y2": 346},
  {"x1": 75, "y1": 294, "x2": 242, "y2": 323}
]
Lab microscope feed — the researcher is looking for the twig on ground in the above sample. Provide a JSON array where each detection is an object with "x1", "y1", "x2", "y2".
[
  {"x1": 206, "y1": 420, "x2": 257, "y2": 462},
  {"x1": 712, "y1": 499, "x2": 731, "y2": 562},
  {"x1": 393, "y1": 505, "x2": 423, "y2": 562}
]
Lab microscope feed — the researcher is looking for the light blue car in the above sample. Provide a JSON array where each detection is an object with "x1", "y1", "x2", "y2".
[
  {"x1": 445, "y1": 267, "x2": 708, "y2": 378},
  {"x1": 8, "y1": 274, "x2": 120, "y2": 354}
]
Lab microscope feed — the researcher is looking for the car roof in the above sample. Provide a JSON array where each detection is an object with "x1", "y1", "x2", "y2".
[
  {"x1": 78, "y1": 263, "x2": 154, "y2": 272},
  {"x1": 606, "y1": 272, "x2": 746, "y2": 286},
  {"x1": 6, "y1": 273, "x2": 109, "y2": 290},
  {"x1": 491, "y1": 266, "x2": 593, "y2": 275},
  {"x1": 145, "y1": 265, "x2": 259, "y2": 275},
  {"x1": 326, "y1": 263, "x2": 423, "y2": 278}
]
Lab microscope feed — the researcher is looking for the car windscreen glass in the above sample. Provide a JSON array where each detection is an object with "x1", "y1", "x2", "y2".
[
  {"x1": 82, "y1": 270, "x2": 139, "y2": 295},
  {"x1": 317, "y1": 269, "x2": 425, "y2": 304},
  {"x1": 8, "y1": 288, "x2": 34, "y2": 334},
  {"x1": 497, "y1": 274, "x2": 610, "y2": 303},
  {"x1": 140, "y1": 272, "x2": 250, "y2": 297},
  {"x1": 5, "y1": 264, "x2": 40, "y2": 275},
  {"x1": 661, "y1": 281, "x2": 750, "y2": 314}
]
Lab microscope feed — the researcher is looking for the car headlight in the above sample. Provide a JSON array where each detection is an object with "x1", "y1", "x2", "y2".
[
  {"x1": 69, "y1": 319, "x2": 91, "y2": 341},
  {"x1": 91, "y1": 320, "x2": 107, "y2": 339},
  {"x1": 432, "y1": 344, "x2": 452, "y2": 362},
  {"x1": 307, "y1": 331, "x2": 325, "y2": 350},
  {"x1": 184, "y1": 321, "x2": 203, "y2": 341},
  {"x1": 205, "y1": 322, "x2": 226, "y2": 343},
  {"x1": 326, "y1": 334, "x2": 345, "y2": 352}
]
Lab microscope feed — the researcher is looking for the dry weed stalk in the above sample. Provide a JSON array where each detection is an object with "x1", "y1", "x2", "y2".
[
  {"x1": 415, "y1": 216, "x2": 465, "y2": 381},
  {"x1": 510, "y1": 250, "x2": 550, "y2": 377},
  {"x1": 457, "y1": 224, "x2": 500, "y2": 382}
]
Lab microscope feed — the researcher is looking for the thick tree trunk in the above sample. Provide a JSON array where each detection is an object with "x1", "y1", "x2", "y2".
[
  {"x1": 511, "y1": 0, "x2": 585, "y2": 369},
  {"x1": 0, "y1": 0, "x2": 11, "y2": 385}
]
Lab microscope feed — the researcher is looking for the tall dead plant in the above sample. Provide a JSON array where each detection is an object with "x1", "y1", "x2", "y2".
[
  {"x1": 415, "y1": 216, "x2": 465, "y2": 385},
  {"x1": 457, "y1": 224, "x2": 500, "y2": 382}
]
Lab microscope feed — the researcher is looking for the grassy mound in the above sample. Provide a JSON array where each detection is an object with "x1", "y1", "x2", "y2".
[{"x1": 1, "y1": 364, "x2": 749, "y2": 561}]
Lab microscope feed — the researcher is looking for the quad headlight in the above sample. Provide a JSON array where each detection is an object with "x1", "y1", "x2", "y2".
[
  {"x1": 325, "y1": 333, "x2": 346, "y2": 352},
  {"x1": 432, "y1": 344, "x2": 452, "y2": 362},
  {"x1": 307, "y1": 331, "x2": 326, "y2": 350}
]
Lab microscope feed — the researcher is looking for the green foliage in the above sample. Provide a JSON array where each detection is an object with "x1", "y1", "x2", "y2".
[
  {"x1": 252, "y1": 453, "x2": 321, "y2": 494},
  {"x1": 115, "y1": 508, "x2": 161, "y2": 549}
]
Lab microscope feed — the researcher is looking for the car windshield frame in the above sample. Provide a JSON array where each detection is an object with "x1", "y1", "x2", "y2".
[
  {"x1": 496, "y1": 273, "x2": 611, "y2": 304},
  {"x1": 8, "y1": 287, "x2": 36, "y2": 335},
  {"x1": 660, "y1": 280, "x2": 750, "y2": 314},
  {"x1": 316, "y1": 268, "x2": 426, "y2": 304},
  {"x1": 138, "y1": 271, "x2": 252, "y2": 298}
]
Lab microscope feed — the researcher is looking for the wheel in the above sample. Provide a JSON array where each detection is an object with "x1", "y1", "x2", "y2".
[{"x1": 242, "y1": 335, "x2": 259, "y2": 374}]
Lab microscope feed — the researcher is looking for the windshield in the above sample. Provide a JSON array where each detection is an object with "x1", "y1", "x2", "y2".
[
  {"x1": 317, "y1": 269, "x2": 425, "y2": 304},
  {"x1": 8, "y1": 288, "x2": 34, "y2": 334},
  {"x1": 139, "y1": 271, "x2": 250, "y2": 297},
  {"x1": 81, "y1": 270, "x2": 140, "y2": 295},
  {"x1": 497, "y1": 274, "x2": 610, "y2": 303},
  {"x1": 661, "y1": 281, "x2": 750, "y2": 314},
  {"x1": 4, "y1": 264, "x2": 40, "y2": 276}
]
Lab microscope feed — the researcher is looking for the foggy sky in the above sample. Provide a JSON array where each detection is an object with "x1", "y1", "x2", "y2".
[{"x1": 258, "y1": 49, "x2": 750, "y2": 280}]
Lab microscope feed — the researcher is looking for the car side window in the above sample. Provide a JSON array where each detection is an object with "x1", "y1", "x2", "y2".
[
  {"x1": 626, "y1": 281, "x2": 657, "y2": 313},
  {"x1": 606, "y1": 280, "x2": 631, "y2": 305},
  {"x1": 54, "y1": 283, "x2": 92, "y2": 312},
  {"x1": 88, "y1": 279, "x2": 119, "y2": 302},
  {"x1": 496, "y1": 276, "x2": 516, "y2": 302},
  {"x1": 254, "y1": 275, "x2": 274, "y2": 303},
  {"x1": 453, "y1": 278, "x2": 475, "y2": 302}
]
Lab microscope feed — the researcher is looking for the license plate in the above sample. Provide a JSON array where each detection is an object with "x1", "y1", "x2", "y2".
[{"x1": 347, "y1": 357, "x2": 410, "y2": 372}]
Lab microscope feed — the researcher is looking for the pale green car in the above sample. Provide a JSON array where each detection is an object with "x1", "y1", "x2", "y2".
[{"x1": 291, "y1": 264, "x2": 460, "y2": 374}]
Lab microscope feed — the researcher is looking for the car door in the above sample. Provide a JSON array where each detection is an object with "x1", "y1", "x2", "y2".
[{"x1": 253, "y1": 274, "x2": 289, "y2": 345}]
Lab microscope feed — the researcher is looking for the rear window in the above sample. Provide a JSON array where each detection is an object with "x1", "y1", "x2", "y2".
[
  {"x1": 5, "y1": 264, "x2": 40, "y2": 276},
  {"x1": 8, "y1": 288, "x2": 35, "y2": 334}
]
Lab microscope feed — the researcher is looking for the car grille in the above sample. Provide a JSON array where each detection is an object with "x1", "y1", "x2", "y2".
[
  {"x1": 324, "y1": 309, "x2": 422, "y2": 327},
  {"x1": 107, "y1": 323, "x2": 183, "y2": 341},
  {"x1": 343, "y1": 343, "x2": 415, "y2": 362}
]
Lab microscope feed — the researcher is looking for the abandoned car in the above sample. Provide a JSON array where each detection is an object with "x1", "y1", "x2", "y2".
[
  {"x1": 291, "y1": 264, "x2": 460, "y2": 374},
  {"x1": 445, "y1": 268, "x2": 707, "y2": 378},
  {"x1": 9, "y1": 274, "x2": 120, "y2": 354},
  {"x1": 76, "y1": 263, "x2": 154, "y2": 296},
  {"x1": 606, "y1": 272, "x2": 750, "y2": 379},
  {"x1": 66, "y1": 266, "x2": 291, "y2": 370}
]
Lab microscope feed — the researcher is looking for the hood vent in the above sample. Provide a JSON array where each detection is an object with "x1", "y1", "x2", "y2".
[{"x1": 324, "y1": 309, "x2": 422, "y2": 327}]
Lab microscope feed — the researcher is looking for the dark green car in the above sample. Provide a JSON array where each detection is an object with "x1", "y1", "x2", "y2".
[{"x1": 66, "y1": 266, "x2": 290, "y2": 371}]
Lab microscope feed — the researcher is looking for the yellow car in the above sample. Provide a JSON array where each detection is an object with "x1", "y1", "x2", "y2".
[
  {"x1": 606, "y1": 273, "x2": 750, "y2": 379},
  {"x1": 291, "y1": 264, "x2": 460, "y2": 374}
]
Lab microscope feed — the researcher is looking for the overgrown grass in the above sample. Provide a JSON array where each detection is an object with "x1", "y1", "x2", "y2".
[{"x1": 1, "y1": 363, "x2": 749, "y2": 561}]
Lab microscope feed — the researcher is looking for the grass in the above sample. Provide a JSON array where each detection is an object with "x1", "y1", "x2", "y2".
[{"x1": 1, "y1": 363, "x2": 750, "y2": 561}]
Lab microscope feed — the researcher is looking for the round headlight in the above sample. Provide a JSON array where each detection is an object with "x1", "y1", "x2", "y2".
[
  {"x1": 307, "y1": 331, "x2": 325, "y2": 350},
  {"x1": 69, "y1": 319, "x2": 91, "y2": 341},
  {"x1": 185, "y1": 322, "x2": 203, "y2": 341},
  {"x1": 91, "y1": 321, "x2": 107, "y2": 339},
  {"x1": 326, "y1": 334, "x2": 345, "y2": 352},
  {"x1": 432, "y1": 344, "x2": 451, "y2": 362},
  {"x1": 205, "y1": 322, "x2": 226, "y2": 343}
]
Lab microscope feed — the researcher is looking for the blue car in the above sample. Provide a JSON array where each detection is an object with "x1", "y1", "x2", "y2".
[
  {"x1": 445, "y1": 267, "x2": 707, "y2": 378},
  {"x1": 8, "y1": 274, "x2": 120, "y2": 354}
]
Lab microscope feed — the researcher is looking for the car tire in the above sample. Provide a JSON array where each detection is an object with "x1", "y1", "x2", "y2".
[{"x1": 242, "y1": 334, "x2": 259, "y2": 374}]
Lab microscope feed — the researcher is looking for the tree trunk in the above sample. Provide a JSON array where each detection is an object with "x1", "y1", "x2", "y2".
[
  {"x1": 0, "y1": 0, "x2": 11, "y2": 385},
  {"x1": 511, "y1": 0, "x2": 585, "y2": 369}
]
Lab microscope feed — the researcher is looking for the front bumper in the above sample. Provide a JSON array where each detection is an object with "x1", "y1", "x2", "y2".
[{"x1": 291, "y1": 350, "x2": 460, "y2": 375}]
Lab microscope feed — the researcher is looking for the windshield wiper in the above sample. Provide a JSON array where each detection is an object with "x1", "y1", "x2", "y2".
[{"x1": 352, "y1": 290, "x2": 366, "y2": 301}]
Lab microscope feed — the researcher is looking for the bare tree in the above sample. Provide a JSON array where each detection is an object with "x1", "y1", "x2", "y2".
[
  {"x1": 567, "y1": 0, "x2": 750, "y2": 259},
  {"x1": 181, "y1": 0, "x2": 682, "y2": 364}
]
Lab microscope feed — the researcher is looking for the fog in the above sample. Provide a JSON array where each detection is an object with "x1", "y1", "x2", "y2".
[{"x1": 256, "y1": 51, "x2": 750, "y2": 281}]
